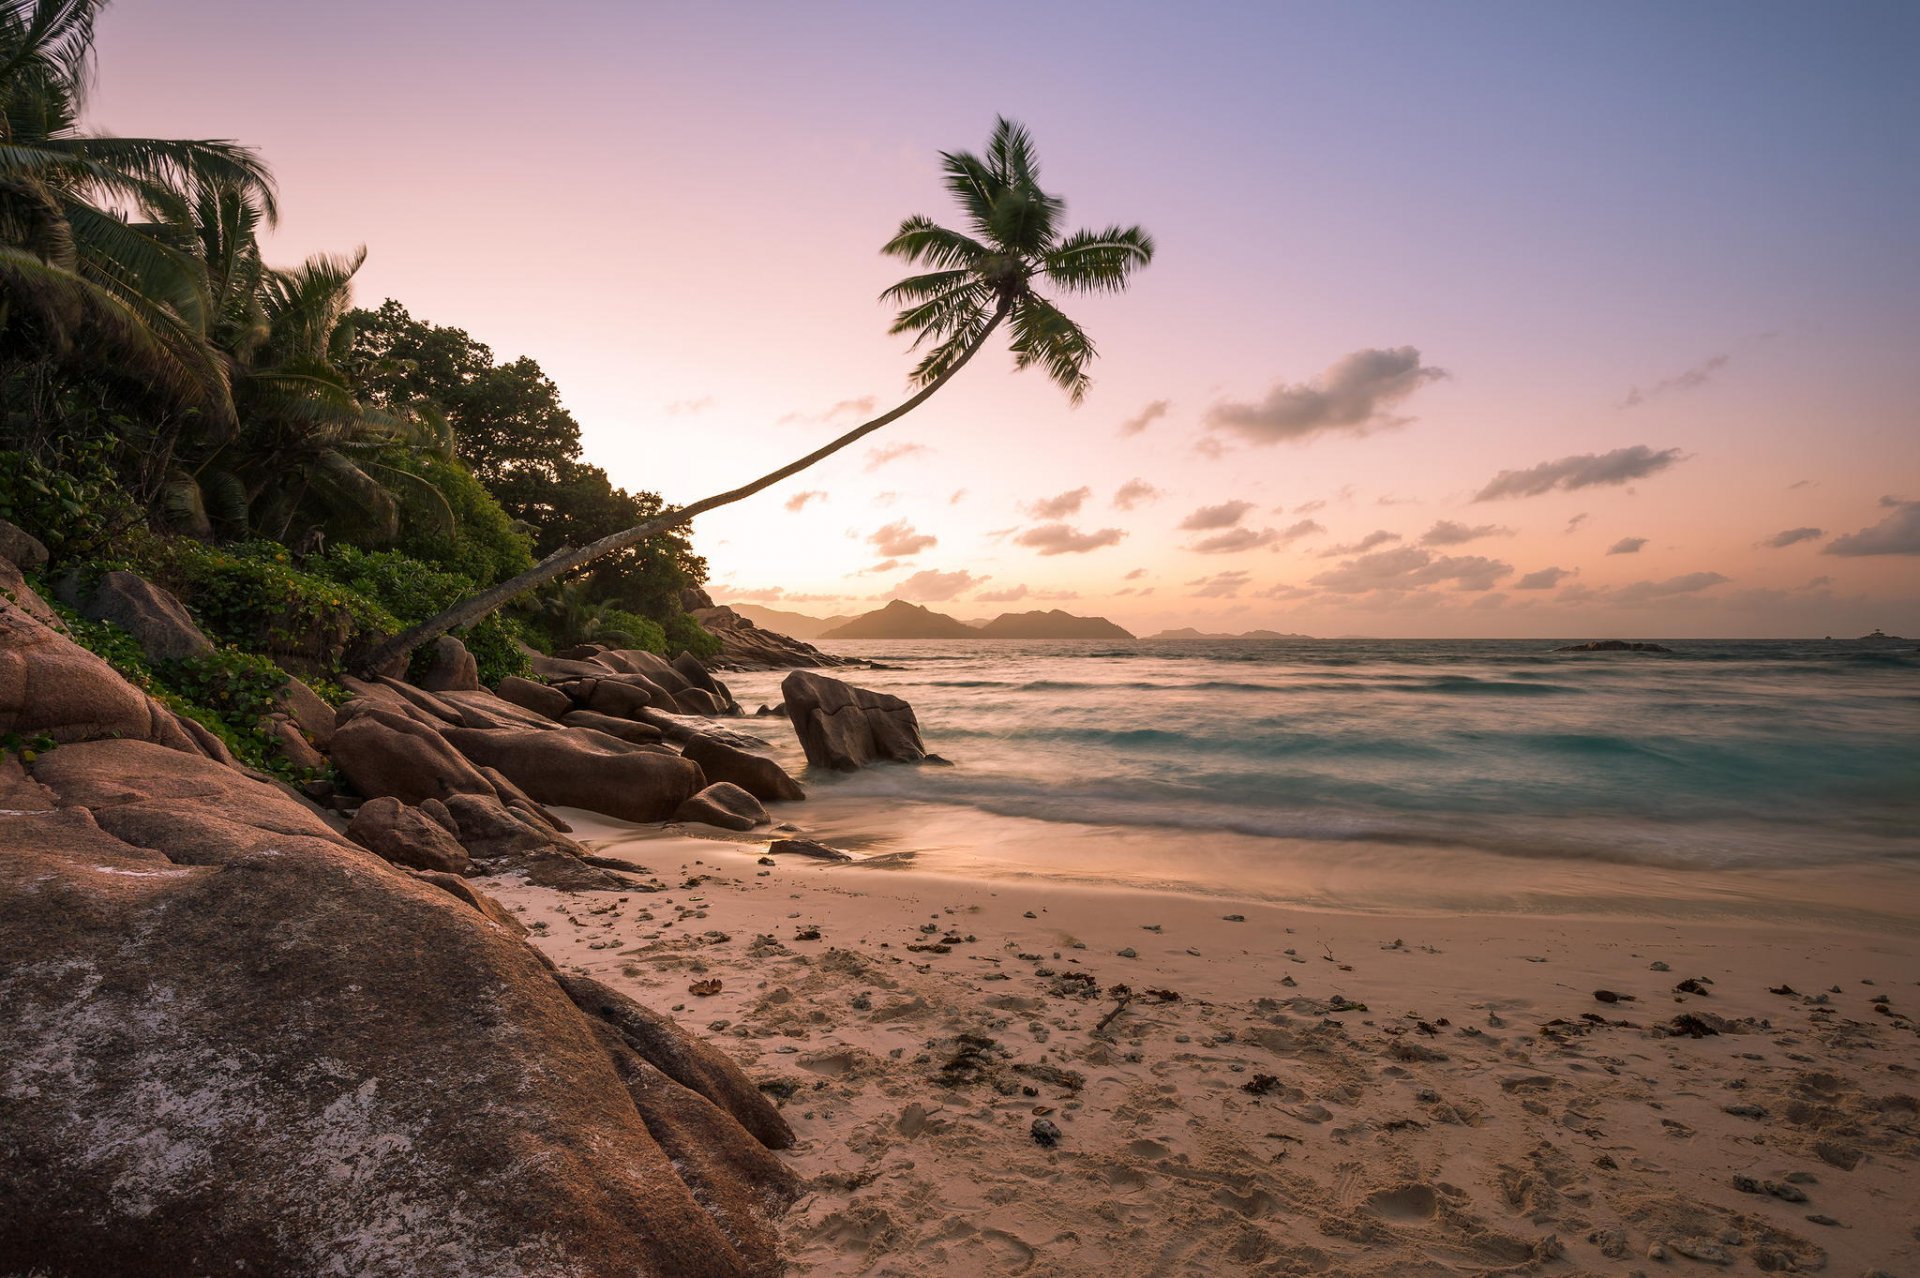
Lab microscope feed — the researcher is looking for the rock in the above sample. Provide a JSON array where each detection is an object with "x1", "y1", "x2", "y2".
[
  {"x1": 0, "y1": 518, "x2": 49, "y2": 570},
  {"x1": 673, "y1": 687, "x2": 730, "y2": 717},
  {"x1": 599, "y1": 648, "x2": 693, "y2": 695},
  {"x1": 275, "y1": 676, "x2": 337, "y2": 749},
  {"x1": 689, "y1": 604, "x2": 861, "y2": 671},
  {"x1": 1555, "y1": 640, "x2": 1674, "y2": 653},
  {"x1": 767, "y1": 837, "x2": 853, "y2": 862},
  {"x1": 779, "y1": 669, "x2": 928, "y2": 771},
  {"x1": 1814, "y1": 1140, "x2": 1863, "y2": 1171},
  {"x1": 682, "y1": 735, "x2": 805, "y2": 802},
  {"x1": 329, "y1": 707, "x2": 497, "y2": 805},
  {"x1": 416, "y1": 634, "x2": 479, "y2": 692},
  {"x1": 2, "y1": 740, "x2": 790, "y2": 1276},
  {"x1": 673, "y1": 783, "x2": 770, "y2": 831},
  {"x1": 495, "y1": 674, "x2": 573, "y2": 721},
  {"x1": 409, "y1": 870, "x2": 526, "y2": 936},
  {"x1": 565, "y1": 674, "x2": 659, "y2": 719},
  {"x1": 370, "y1": 674, "x2": 467, "y2": 726},
  {"x1": 562, "y1": 708, "x2": 668, "y2": 744},
  {"x1": 79, "y1": 570, "x2": 214, "y2": 664},
  {"x1": 433, "y1": 689, "x2": 570, "y2": 732},
  {"x1": 347, "y1": 796, "x2": 472, "y2": 873},
  {"x1": 269, "y1": 717, "x2": 327, "y2": 772},
  {"x1": 528, "y1": 650, "x2": 617, "y2": 682},
  {"x1": 0, "y1": 554, "x2": 62, "y2": 628},
  {"x1": 1031, "y1": 1117, "x2": 1063, "y2": 1147},
  {"x1": 440, "y1": 726, "x2": 705, "y2": 823},
  {"x1": 672, "y1": 651, "x2": 723, "y2": 696}
]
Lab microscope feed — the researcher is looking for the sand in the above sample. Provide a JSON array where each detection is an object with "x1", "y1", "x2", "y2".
[{"x1": 492, "y1": 809, "x2": 1920, "y2": 1277}]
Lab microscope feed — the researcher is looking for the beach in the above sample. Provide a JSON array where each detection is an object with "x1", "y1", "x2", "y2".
[{"x1": 499, "y1": 807, "x2": 1920, "y2": 1276}]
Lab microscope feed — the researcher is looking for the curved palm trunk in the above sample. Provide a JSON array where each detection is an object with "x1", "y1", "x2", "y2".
[{"x1": 356, "y1": 302, "x2": 1009, "y2": 676}]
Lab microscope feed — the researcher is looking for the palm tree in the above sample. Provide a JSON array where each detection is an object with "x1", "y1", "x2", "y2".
[
  {"x1": 0, "y1": 0, "x2": 275, "y2": 431},
  {"x1": 360, "y1": 116, "x2": 1153, "y2": 673}
]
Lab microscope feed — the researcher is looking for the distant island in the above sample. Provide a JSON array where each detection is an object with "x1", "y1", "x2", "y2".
[
  {"x1": 747, "y1": 598, "x2": 1137, "y2": 640},
  {"x1": 1148, "y1": 627, "x2": 1314, "y2": 641}
]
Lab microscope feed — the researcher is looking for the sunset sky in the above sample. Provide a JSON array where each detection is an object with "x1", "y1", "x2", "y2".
[{"x1": 93, "y1": 1, "x2": 1918, "y2": 637}]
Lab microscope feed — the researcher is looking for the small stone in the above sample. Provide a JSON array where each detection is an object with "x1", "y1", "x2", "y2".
[
  {"x1": 1650, "y1": 960, "x2": 1670, "y2": 971},
  {"x1": 1030, "y1": 1117, "x2": 1062, "y2": 1148},
  {"x1": 1117, "y1": 947, "x2": 1137, "y2": 959}
]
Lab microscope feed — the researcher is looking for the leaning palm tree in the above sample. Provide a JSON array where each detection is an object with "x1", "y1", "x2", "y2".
[{"x1": 359, "y1": 116, "x2": 1152, "y2": 673}]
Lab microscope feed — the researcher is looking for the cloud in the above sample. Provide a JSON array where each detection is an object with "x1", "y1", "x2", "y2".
[
  {"x1": 1014, "y1": 524, "x2": 1126, "y2": 556},
  {"x1": 1186, "y1": 571, "x2": 1251, "y2": 598},
  {"x1": 857, "y1": 558, "x2": 901, "y2": 575},
  {"x1": 1565, "y1": 513, "x2": 1589, "y2": 533},
  {"x1": 1787, "y1": 479, "x2": 1815, "y2": 491},
  {"x1": 1188, "y1": 527, "x2": 1279, "y2": 554},
  {"x1": 1825, "y1": 497, "x2": 1920, "y2": 556},
  {"x1": 975, "y1": 584, "x2": 1030, "y2": 603},
  {"x1": 1473, "y1": 446, "x2": 1684, "y2": 501},
  {"x1": 865, "y1": 442, "x2": 928, "y2": 471},
  {"x1": 779, "y1": 395, "x2": 876, "y2": 424},
  {"x1": 1309, "y1": 547, "x2": 1513, "y2": 593},
  {"x1": 1275, "y1": 519, "x2": 1326, "y2": 544},
  {"x1": 867, "y1": 520, "x2": 937, "y2": 557},
  {"x1": 949, "y1": 489, "x2": 967, "y2": 505},
  {"x1": 1295, "y1": 499, "x2": 1327, "y2": 515},
  {"x1": 1607, "y1": 537, "x2": 1648, "y2": 555},
  {"x1": 1124, "y1": 568, "x2": 1147, "y2": 580},
  {"x1": 888, "y1": 569, "x2": 986, "y2": 601},
  {"x1": 1118, "y1": 400, "x2": 1171, "y2": 436},
  {"x1": 666, "y1": 396, "x2": 713, "y2": 415},
  {"x1": 1420, "y1": 520, "x2": 1512, "y2": 546},
  {"x1": 1611, "y1": 571, "x2": 1731, "y2": 604},
  {"x1": 1112, "y1": 479, "x2": 1161, "y2": 510},
  {"x1": 784, "y1": 490, "x2": 826, "y2": 512},
  {"x1": 1622, "y1": 354, "x2": 1729, "y2": 408},
  {"x1": 1514, "y1": 566, "x2": 1574, "y2": 590},
  {"x1": 1762, "y1": 526, "x2": 1824, "y2": 549},
  {"x1": 1204, "y1": 346, "x2": 1447, "y2": 446},
  {"x1": 1028, "y1": 486, "x2": 1093, "y2": 519},
  {"x1": 1178, "y1": 500, "x2": 1255, "y2": 531},
  {"x1": 1318, "y1": 530, "x2": 1401, "y2": 557}
]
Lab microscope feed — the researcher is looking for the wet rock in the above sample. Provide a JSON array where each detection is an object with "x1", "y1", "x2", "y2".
[
  {"x1": 767, "y1": 838, "x2": 853, "y2": 862},
  {"x1": 682, "y1": 734, "x2": 804, "y2": 802},
  {"x1": 779, "y1": 669, "x2": 927, "y2": 771},
  {"x1": 673, "y1": 783, "x2": 770, "y2": 832}
]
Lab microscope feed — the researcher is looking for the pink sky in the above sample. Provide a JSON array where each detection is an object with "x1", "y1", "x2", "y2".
[{"x1": 91, "y1": 2, "x2": 1918, "y2": 636}]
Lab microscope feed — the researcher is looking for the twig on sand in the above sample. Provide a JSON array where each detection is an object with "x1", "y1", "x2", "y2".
[{"x1": 1094, "y1": 993, "x2": 1134, "y2": 1035}]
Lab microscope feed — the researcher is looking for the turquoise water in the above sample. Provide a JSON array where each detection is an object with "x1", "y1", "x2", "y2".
[{"x1": 726, "y1": 638, "x2": 1920, "y2": 871}]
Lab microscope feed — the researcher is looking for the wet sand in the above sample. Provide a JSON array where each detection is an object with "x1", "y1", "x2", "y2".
[{"x1": 494, "y1": 809, "x2": 1920, "y2": 1276}]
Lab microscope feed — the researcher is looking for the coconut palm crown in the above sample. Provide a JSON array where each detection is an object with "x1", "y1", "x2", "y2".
[{"x1": 880, "y1": 116, "x2": 1153, "y2": 404}]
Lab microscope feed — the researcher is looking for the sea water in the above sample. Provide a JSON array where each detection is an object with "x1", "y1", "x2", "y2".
[{"x1": 720, "y1": 638, "x2": 1920, "y2": 874}]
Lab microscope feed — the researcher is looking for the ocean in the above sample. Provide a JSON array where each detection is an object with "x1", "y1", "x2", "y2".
[{"x1": 720, "y1": 638, "x2": 1920, "y2": 881}]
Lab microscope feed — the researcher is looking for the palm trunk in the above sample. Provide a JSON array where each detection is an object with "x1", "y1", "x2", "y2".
[{"x1": 356, "y1": 302, "x2": 1009, "y2": 676}]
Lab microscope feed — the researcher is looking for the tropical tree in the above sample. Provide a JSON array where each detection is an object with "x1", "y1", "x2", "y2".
[
  {"x1": 0, "y1": 0, "x2": 276, "y2": 439},
  {"x1": 360, "y1": 115, "x2": 1153, "y2": 672}
]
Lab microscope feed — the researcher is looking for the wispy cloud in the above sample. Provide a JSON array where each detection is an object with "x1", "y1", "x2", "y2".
[
  {"x1": 1205, "y1": 347, "x2": 1447, "y2": 446},
  {"x1": 666, "y1": 396, "x2": 714, "y2": 415},
  {"x1": 867, "y1": 520, "x2": 936, "y2": 557},
  {"x1": 1607, "y1": 537, "x2": 1648, "y2": 555},
  {"x1": 1187, "y1": 571, "x2": 1252, "y2": 598},
  {"x1": 1113, "y1": 479, "x2": 1161, "y2": 510},
  {"x1": 888, "y1": 569, "x2": 986, "y2": 601},
  {"x1": 1565, "y1": 513, "x2": 1589, "y2": 533},
  {"x1": 1014, "y1": 524, "x2": 1126, "y2": 556},
  {"x1": 1420, "y1": 520, "x2": 1512, "y2": 546},
  {"x1": 1188, "y1": 527, "x2": 1279, "y2": 554},
  {"x1": 865, "y1": 442, "x2": 928, "y2": 471},
  {"x1": 1825, "y1": 497, "x2": 1920, "y2": 556},
  {"x1": 1028, "y1": 486, "x2": 1093, "y2": 519},
  {"x1": 1612, "y1": 571, "x2": 1730, "y2": 603},
  {"x1": 1622, "y1": 354, "x2": 1729, "y2": 408},
  {"x1": 975, "y1": 584, "x2": 1030, "y2": 603},
  {"x1": 1514, "y1": 566, "x2": 1574, "y2": 590},
  {"x1": 784, "y1": 490, "x2": 826, "y2": 512},
  {"x1": 1761, "y1": 526, "x2": 1823, "y2": 549},
  {"x1": 1310, "y1": 547, "x2": 1513, "y2": 593},
  {"x1": 1118, "y1": 399, "x2": 1171, "y2": 436},
  {"x1": 1318, "y1": 530, "x2": 1400, "y2": 557},
  {"x1": 1474, "y1": 446, "x2": 1684, "y2": 501},
  {"x1": 779, "y1": 395, "x2": 877, "y2": 424},
  {"x1": 1178, "y1": 500, "x2": 1254, "y2": 531}
]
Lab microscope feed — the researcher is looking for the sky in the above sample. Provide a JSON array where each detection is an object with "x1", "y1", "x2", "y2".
[{"x1": 91, "y1": 1, "x2": 1920, "y2": 637}]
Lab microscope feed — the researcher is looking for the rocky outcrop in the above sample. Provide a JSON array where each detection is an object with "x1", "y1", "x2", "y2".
[
  {"x1": 691, "y1": 603, "x2": 860, "y2": 670},
  {"x1": 0, "y1": 586, "x2": 795, "y2": 1276},
  {"x1": 673, "y1": 782, "x2": 771, "y2": 831},
  {"x1": 683, "y1": 733, "x2": 805, "y2": 802},
  {"x1": 563, "y1": 708, "x2": 667, "y2": 744},
  {"x1": 781, "y1": 669, "x2": 930, "y2": 771},
  {"x1": 442, "y1": 726, "x2": 705, "y2": 823},
  {"x1": 1555, "y1": 640, "x2": 1674, "y2": 653},
  {"x1": 331, "y1": 706, "x2": 499, "y2": 805},
  {"x1": 496, "y1": 674, "x2": 572, "y2": 720},
  {"x1": 417, "y1": 633, "x2": 480, "y2": 691},
  {"x1": 78, "y1": 570, "x2": 214, "y2": 663}
]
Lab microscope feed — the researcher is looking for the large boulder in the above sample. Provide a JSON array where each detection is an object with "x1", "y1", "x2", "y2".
[
  {"x1": 600, "y1": 648, "x2": 693, "y2": 695},
  {"x1": 346, "y1": 795, "x2": 472, "y2": 873},
  {"x1": 562, "y1": 708, "x2": 667, "y2": 744},
  {"x1": 417, "y1": 634, "x2": 480, "y2": 691},
  {"x1": 2, "y1": 738, "x2": 793, "y2": 1277},
  {"x1": 672, "y1": 782, "x2": 770, "y2": 831},
  {"x1": 0, "y1": 519, "x2": 48, "y2": 570},
  {"x1": 571, "y1": 673, "x2": 666, "y2": 719},
  {"x1": 682, "y1": 734, "x2": 805, "y2": 802},
  {"x1": 80, "y1": 570, "x2": 214, "y2": 664},
  {"x1": 434, "y1": 689, "x2": 569, "y2": 732},
  {"x1": 329, "y1": 707, "x2": 497, "y2": 806},
  {"x1": 496, "y1": 674, "x2": 573, "y2": 721},
  {"x1": 275, "y1": 676, "x2": 337, "y2": 749},
  {"x1": 780, "y1": 669, "x2": 929, "y2": 771},
  {"x1": 441, "y1": 727, "x2": 705, "y2": 823}
]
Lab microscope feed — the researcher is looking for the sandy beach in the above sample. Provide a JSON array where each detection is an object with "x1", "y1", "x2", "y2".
[{"x1": 496, "y1": 808, "x2": 1920, "y2": 1277}]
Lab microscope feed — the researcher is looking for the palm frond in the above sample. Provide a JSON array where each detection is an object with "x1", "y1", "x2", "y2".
[
  {"x1": 1042, "y1": 224, "x2": 1155, "y2": 294},
  {"x1": 1008, "y1": 292, "x2": 1095, "y2": 404},
  {"x1": 985, "y1": 116, "x2": 1040, "y2": 186},
  {"x1": 879, "y1": 215, "x2": 987, "y2": 269},
  {"x1": 38, "y1": 134, "x2": 277, "y2": 222}
]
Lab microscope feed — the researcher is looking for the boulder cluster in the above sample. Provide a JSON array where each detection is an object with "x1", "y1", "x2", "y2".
[{"x1": 0, "y1": 544, "x2": 937, "y2": 1276}]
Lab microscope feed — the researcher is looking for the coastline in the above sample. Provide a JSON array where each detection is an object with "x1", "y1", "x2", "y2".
[{"x1": 500, "y1": 807, "x2": 1920, "y2": 1276}]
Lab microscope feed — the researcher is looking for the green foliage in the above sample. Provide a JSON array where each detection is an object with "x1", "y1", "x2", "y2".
[
  {"x1": 0, "y1": 442, "x2": 140, "y2": 557},
  {"x1": 311, "y1": 545, "x2": 530, "y2": 684},
  {"x1": 378, "y1": 450, "x2": 534, "y2": 585},
  {"x1": 664, "y1": 612, "x2": 721, "y2": 660}
]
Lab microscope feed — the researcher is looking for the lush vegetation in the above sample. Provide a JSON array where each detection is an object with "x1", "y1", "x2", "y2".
[{"x1": 0, "y1": 0, "x2": 716, "y2": 762}]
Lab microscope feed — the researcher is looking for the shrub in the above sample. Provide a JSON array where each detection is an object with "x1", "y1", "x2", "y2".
[
  {"x1": 311, "y1": 545, "x2": 530, "y2": 685},
  {"x1": 0, "y1": 443, "x2": 142, "y2": 559},
  {"x1": 663, "y1": 612, "x2": 721, "y2": 659}
]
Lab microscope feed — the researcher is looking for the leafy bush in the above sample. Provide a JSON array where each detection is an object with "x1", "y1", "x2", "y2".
[
  {"x1": 378, "y1": 451, "x2": 536, "y2": 586},
  {"x1": 664, "y1": 612, "x2": 720, "y2": 659},
  {"x1": 312, "y1": 545, "x2": 530, "y2": 685},
  {"x1": 0, "y1": 443, "x2": 142, "y2": 559}
]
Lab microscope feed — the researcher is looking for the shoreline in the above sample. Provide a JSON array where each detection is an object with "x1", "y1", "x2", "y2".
[{"x1": 501, "y1": 808, "x2": 1920, "y2": 1276}]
